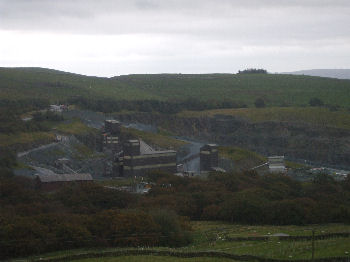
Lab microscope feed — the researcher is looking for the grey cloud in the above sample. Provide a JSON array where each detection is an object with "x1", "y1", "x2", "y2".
[
  {"x1": 1, "y1": 0, "x2": 350, "y2": 75},
  {"x1": 1, "y1": 0, "x2": 349, "y2": 41}
]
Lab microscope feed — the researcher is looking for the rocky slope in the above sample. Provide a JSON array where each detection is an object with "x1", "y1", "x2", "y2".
[{"x1": 115, "y1": 113, "x2": 350, "y2": 169}]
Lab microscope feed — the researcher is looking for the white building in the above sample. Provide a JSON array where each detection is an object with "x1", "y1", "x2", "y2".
[{"x1": 268, "y1": 156, "x2": 286, "y2": 173}]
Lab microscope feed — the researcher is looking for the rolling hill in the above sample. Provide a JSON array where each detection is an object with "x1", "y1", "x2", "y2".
[
  {"x1": 0, "y1": 67, "x2": 350, "y2": 107},
  {"x1": 283, "y1": 69, "x2": 350, "y2": 80}
]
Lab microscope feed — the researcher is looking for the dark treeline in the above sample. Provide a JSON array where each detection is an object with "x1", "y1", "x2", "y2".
[
  {"x1": 0, "y1": 98, "x2": 49, "y2": 114},
  {"x1": 69, "y1": 97, "x2": 247, "y2": 114},
  {"x1": 238, "y1": 68, "x2": 268, "y2": 74},
  {"x1": 143, "y1": 171, "x2": 350, "y2": 225},
  {"x1": 1, "y1": 151, "x2": 350, "y2": 259},
  {"x1": 0, "y1": 98, "x2": 63, "y2": 134},
  {"x1": 0, "y1": 110, "x2": 63, "y2": 134},
  {"x1": 0, "y1": 154, "x2": 192, "y2": 259}
]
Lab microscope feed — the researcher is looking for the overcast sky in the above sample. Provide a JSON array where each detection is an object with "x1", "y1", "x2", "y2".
[{"x1": 1, "y1": 0, "x2": 350, "y2": 77}]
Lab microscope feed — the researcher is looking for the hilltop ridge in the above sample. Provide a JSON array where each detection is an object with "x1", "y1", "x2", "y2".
[
  {"x1": 1, "y1": 67, "x2": 350, "y2": 107},
  {"x1": 282, "y1": 69, "x2": 350, "y2": 80}
]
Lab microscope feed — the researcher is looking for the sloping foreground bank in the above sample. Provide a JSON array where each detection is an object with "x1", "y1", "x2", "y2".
[{"x1": 31, "y1": 249, "x2": 350, "y2": 262}]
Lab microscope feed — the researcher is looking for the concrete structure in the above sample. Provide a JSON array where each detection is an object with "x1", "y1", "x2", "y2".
[
  {"x1": 124, "y1": 139, "x2": 141, "y2": 156},
  {"x1": 35, "y1": 173, "x2": 93, "y2": 190},
  {"x1": 102, "y1": 133, "x2": 119, "y2": 152},
  {"x1": 200, "y1": 144, "x2": 219, "y2": 172},
  {"x1": 50, "y1": 104, "x2": 67, "y2": 112},
  {"x1": 104, "y1": 120, "x2": 121, "y2": 135},
  {"x1": 101, "y1": 120, "x2": 122, "y2": 153},
  {"x1": 268, "y1": 156, "x2": 286, "y2": 173},
  {"x1": 101, "y1": 120, "x2": 178, "y2": 177},
  {"x1": 120, "y1": 139, "x2": 177, "y2": 177}
]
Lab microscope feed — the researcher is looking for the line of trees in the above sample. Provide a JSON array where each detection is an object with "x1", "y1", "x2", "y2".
[
  {"x1": 142, "y1": 171, "x2": 350, "y2": 225},
  {"x1": 0, "y1": 99, "x2": 57, "y2": 134},
  {"x1": 68, "y1": 97, "x2": 247, "y2": 114},
  {"x1": 1, "y1": 152, "x2": 350, "y2": 259},
  {"x1": 0, "y1": 157, "x2": 192, "y2": 259},
  {"x1": 238, "y1": 68, "x2": 268, "y2": 74}
]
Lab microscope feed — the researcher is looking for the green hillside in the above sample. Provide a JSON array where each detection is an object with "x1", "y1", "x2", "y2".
[
  {"x1": 0, "y1": 67, "x2": 157, "y2": 101},
  {"x1": 178, "y1": 107, "x2": 350, "y2": 130},
  {"x1": 115, "y1": 73, "x2": 350, "y2": 107},
  {"x1": 1, "y1": 67, "x2": 350, "y2": 107}
]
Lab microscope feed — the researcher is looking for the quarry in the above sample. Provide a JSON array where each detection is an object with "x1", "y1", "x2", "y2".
[{"x1": 14, "y1": 108, "x2": 349, "y2": 191}]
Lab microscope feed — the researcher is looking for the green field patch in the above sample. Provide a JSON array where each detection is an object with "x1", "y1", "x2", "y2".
[
  {"x1": 218, "y1": 146, "x2": 267, "y2": 171},
  {"x1": 26, "y1": 222, "x2": 350, "y2": 261},
  {"x1": 72, "y1": 143, "x2": 95, "y2": 160},
  {"x1": 55, "y1": 119, "x2": 97, "y2": 135},
  {"x1": 14, "y1": 161, "x2": 35, "y2": 170},
  {"x1": 178, "y1": 107, "x2": 350, "y2": 130},
  {"x1": 0, "y1": 132, "x2": 55, "y2": 148},
  {"x1": 121, "y1": 127, "x2": 188, "y2": 150},
  {"x1": 192, "y1": 221, "x2": 350, "y2": 238},
  {"x1": 75, "y1": 256, "x2": 236, "y2": 262}
]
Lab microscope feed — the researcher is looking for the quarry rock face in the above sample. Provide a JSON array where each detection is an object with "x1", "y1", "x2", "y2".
[{"x1": 116, "y1": 113, "x2": 350, "y2": 170}]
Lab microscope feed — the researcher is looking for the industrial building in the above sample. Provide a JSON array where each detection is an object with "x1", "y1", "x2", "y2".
[
  {"x1": 200, "y1": 144, "x2": 219, "y2": 172},
  {"x1": 100, "y1": 120, "x2": 178, "y2": 177},
  {"x1": 35, "y1": 172, "x2": 93, "y2": 191},
  {"x1": 121, "y1": 139, "x2": 177, "y2": 177},
  {"x1": 101, "y1": 120, "x2": 122, "y2": 152},
  {"x1": 104, "y1": 119, "x2": 121, "y2": 135}
]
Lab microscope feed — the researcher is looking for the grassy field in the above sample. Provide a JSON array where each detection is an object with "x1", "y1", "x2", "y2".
[
  {"x1": 55, "y1": 119, "x2": 98, "y2": 135},
  {"x1": 186, "y1": 222, "x2": 350, "y2": 260},
  {"x1": 178, "y1": 107, "x2": 350, "y2": 130},
  {"x1": 75, "y1": 256, "x2": 237, "y2": 262},
  {"x1": 115, "y1": 73, "x2": 350, "y2": 107},
  {"x1": 218, "y1": 146, "x2": 306, "y2": 171},
  {"x1": 1, "y1": 68, "x2": 350, "y2": 107},
  {"x1": 24, "y1": 222, "x2": 350, "y2": 262},
  {"x1": 192, "y1": 221, "x2": 350, "y2": 238},
  {"x1": 219, "y1": 146, "x2": 267, "y2": 171},
  {"x1": 121, "y1": 126, "x2": 188, "y2": 150},
  {"x1": 0, "y1": 132, "x2": 55, "y2": 148}
]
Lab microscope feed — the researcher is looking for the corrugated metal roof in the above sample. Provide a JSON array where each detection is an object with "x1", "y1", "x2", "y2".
[
  {"x1": 139, "y1": 139, "x2": 155, "y2": 154},
  {"x1": 35, "y1": 173, "x2": 93, "y2": 183}
]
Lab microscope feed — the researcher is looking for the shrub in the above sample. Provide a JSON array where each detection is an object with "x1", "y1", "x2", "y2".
[{"x1": 254, "y1": 98, "x2": 266, "y2": 108}]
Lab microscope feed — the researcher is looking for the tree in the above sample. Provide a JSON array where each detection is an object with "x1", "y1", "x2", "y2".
[
  {"x1": 254, "y1": 98, "x2": 266, "y2": 108},
  {"x1": 309, "y1": 97, "x2": 324, "y2": 107},
  {"x1": 238, "y1": 68, "x2": 267, "y2": 74}
]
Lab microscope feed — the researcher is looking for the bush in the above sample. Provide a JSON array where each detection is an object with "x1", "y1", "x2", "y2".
[
  {"x1": 309, "y1": 97, "x2": 324, "y2": 107},
  {"x1": 254, "y1": 98, "x2": 266, "y2": 108},
  {"x1": 150, "y1": 209, "x2": 193, "y2": 247}
]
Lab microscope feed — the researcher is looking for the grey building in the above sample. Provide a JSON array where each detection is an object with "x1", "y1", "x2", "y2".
[
  {"x1": 35, "y1": 173, "x2": 93, "y2": 190},
  {"x1": 120, "y1": 139, "x2": 177, "y2": 177},
  {"x1": 104, "y1": 120, "x2": 121, "y2": 135},
  {"x1": 101, "y1": 120, "x2": 122, "y2": 153},
  {"x1": 200, "y1": 144, "x2": 219, "y2": 172},
  {"x1": 268, "y1": 156, "x2": 286, "y2": 173}
]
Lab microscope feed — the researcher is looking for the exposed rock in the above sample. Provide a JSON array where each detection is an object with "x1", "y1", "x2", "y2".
[{"x1": 115, "y1": 113, "x2": 350, "y2": 169}]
